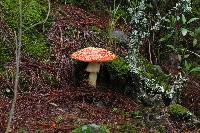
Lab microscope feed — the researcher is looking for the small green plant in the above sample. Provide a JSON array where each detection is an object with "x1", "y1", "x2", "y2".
[
  {"x1": 35, "y1": 129, "x2": 42, "y2": 133},
  {"x1": 71, "y1": 124, "x2": 110, "y2": 133},
  {"x1": 169, "y1": 104, "x2": 188, "y2": 118},
  {"x1": 16, "y1": 128, "x2": 27, "y2": 133},
  {"x1": 106, "y1": 58, "x2": 130, "y2": 80},
  {"x1": 107, "y1": 0, "x2": 129, "y2": 47},
  {"x1": 190, "y1": 65, "x2": 200, "y2": 78},
  {"x1": 55, "y1": 114, "x2": 64, "y2": 124},
  {"x1": 43, "y1": 72, "x2": 60, "y2": 87},
  {"x1": 130, "y1": 111, "x2": 142, "y2": 119}
]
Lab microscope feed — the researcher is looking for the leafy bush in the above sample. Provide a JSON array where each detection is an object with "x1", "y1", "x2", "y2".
[
  {"x1": 71, "y1": 124, "x2": 110, "y2": 133},
  {"x1": 169, "y1": 104, "x2": 188, "y2": 118}
]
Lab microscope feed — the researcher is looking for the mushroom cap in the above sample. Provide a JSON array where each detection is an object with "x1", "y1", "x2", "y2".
[{"x1": 70, "y1": 47, "x2": 117, "y2": 62}]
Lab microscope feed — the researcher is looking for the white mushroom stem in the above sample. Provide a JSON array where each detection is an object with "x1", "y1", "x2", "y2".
[
  {"x1": 88, "y1": 72, "x2": 98, "y2": 87},
  {"x1": 85, "y1": 62, "x2": 101, "y2": 87}
]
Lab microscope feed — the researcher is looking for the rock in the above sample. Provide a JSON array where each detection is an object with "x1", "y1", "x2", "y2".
[{"x1": 112, "y1": 30, "x2": 130, "y2": 44}]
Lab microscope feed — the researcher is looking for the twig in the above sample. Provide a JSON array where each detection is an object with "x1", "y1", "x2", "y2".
[
  {"x1": 186, "y1": 49, "x2": 200, "y2": 58},
  {"x1": 5, "y1": 0, "x2": 22, "y2": 132}
]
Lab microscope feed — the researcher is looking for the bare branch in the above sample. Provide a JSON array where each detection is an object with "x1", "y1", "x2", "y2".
[
  {"x1": 186, "y1": 49, "x2": 200, "y2": 58},
  {"x1": 5, "y1": 0, "x2": 22, "y2": 131}
]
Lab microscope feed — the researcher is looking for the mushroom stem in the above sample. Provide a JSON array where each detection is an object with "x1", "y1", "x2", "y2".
[
  {"x1": 88, "y1": 72, "x2": 98, "y2": 87},
  {"x1": 85, "y1": 62, "x2": 101, "y2": 87}
]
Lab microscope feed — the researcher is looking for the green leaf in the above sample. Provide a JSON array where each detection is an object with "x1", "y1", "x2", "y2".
[
  {"x1": 189, "y1": 31, "x2": 195, "y2": 37},
  {"x1": 195, "y1": 27, "x2": 200, "y2": 33},
  {"x1": 182, "y1": 14, "x2": 186, "y2": 24},
  {"x1": 166, "y1": 45, "x2": 175, "y2": 50},
  {"x1": 176, "y1": 15, "x2": 180, "y2": 21},
  {"x1": 184, "y1": 54, "x2": 190, "y2": 59},
  {"x1": 178, "y1": 54, "x2": 182, "y2": 61},
  {"x1": 190, "y1": 66, "x2": 200, "y2": 73},
  {"x1": 159, "y1": 33, "x2": 172, "y2": 42},
  {"x1": 163, "y1": 18, "x2": 171, "y2": 23},
  {"x1": 187, "y1": 18, "x2": 199, "y2": 24},
  {"x1": 193, "y1": 39, "x2": 197, "y2": 46},
  {"x1": 181, "y1": 28, "x2": 188, "y2": 36}
]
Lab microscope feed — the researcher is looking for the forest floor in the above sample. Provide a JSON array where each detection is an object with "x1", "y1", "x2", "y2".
[{"x1": 0, "y1": 84, "x2": 139, "y2": 132}]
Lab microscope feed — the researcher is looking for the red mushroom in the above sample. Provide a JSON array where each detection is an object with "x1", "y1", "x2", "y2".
[{"x1": 70, "y1": 47, "x2": 117, "y2": 87}]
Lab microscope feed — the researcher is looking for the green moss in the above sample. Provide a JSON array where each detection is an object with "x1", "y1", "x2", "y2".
[
  {"x1": 22, "y1": 34, "x2": 49, "y2": 60},
  {"x1": 138, "y1": 58, "x2": 172, "y2": 91},
  {"x1": 0, "y1": 46, "x2": 11, "y2": 64},
  {"x1": 169, "y1": 104, "x2": 188, "y2": 118},
  {"x1": 2, "y1": 0, "x2": 47, "y2": 31},
  {"x1": 106, "y1": 58, "x2": 130, "y2": 79},
  {"x1": 0, "y1": 42, "x2": 12, "y2": 71},
  {"x1": 71, "y1": 124, "x2": 110, "y2": 133},
  {"x1": 25, "y1": 43, "x2": 49, "y2": 59}
]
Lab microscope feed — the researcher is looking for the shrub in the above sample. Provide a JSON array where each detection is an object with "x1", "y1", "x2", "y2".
[{"x1": 169, "y1": 103, "x2": 188, "y2": 118}]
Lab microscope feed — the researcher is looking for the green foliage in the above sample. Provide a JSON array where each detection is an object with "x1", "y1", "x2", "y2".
[
  {"x1": 157, "y1": 4, "x2": 200, "y2": 74},
  {"x1": 71, "y1": 124, "x2": 110, "y2": 133},
  {"x1": 169, "y1": 104, "x2": 188, "y2": 118},
  {"x1": 106, "y1": 0, "x2": 129, "y2": 46},
  {"x1": 106, "y1": 58, "x2": 130, "y2": 79},
  {"x1": 190, "y1": 66, "x2": 200, "y2": 78},
  {"x1": 130, "y1": 111, "x2": 142, "y2": 119},
  {"x1": 2, "y1": 0, "x2": 47, "y2": 31}
]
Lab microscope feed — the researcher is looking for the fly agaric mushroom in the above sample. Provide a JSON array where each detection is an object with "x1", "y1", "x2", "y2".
[{"x1": 70, "y1": 47, "x2": 117, "y2": 87}]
